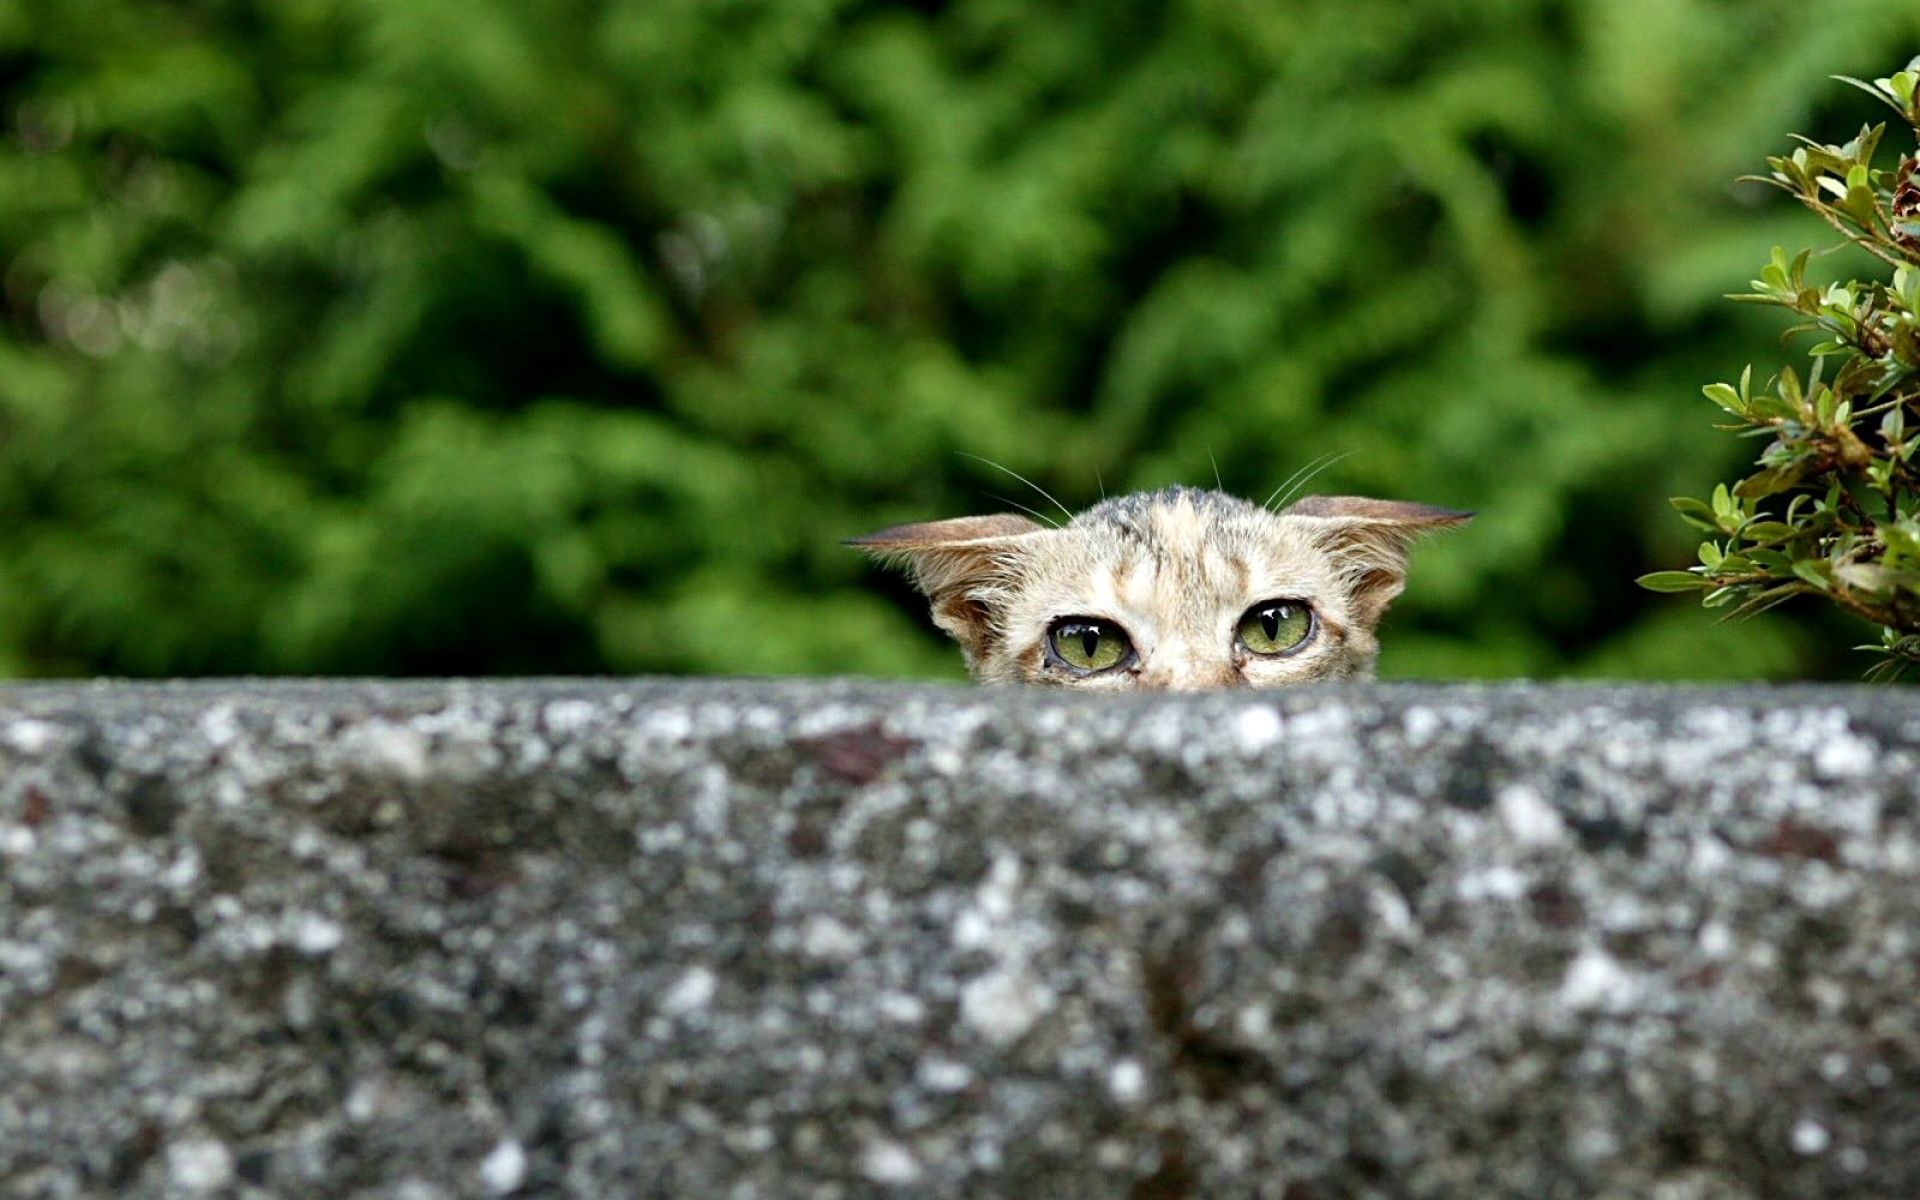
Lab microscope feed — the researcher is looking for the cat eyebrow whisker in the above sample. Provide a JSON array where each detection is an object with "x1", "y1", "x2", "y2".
[
  {"x1": 960, "y1": 453, "x2": 1076, "y2": 524},
  {"x1": 1265, "y1": 451, "x2": 1354, "y2": 511},
  {"x1": 983, "y1": 491, "x2": 1062, "y2": 530},
  {"x1": 1207, "y1": 448, "x2": 1224, "y2": 492}
]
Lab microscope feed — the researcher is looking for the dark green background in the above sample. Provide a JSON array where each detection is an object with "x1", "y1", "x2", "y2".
[{"x1": 3, "y1": 0, "x2": 1917, "y2": 681}]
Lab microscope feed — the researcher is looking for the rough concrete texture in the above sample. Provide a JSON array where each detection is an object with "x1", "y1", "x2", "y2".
[{"x1": 2, "y1": 680, "x2": 1919, "y2": 1199}]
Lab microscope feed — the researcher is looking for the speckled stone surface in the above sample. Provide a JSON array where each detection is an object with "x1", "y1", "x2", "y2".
[{"x1": 2, "y1": 680, "x2": 1918, "y2": 1199}]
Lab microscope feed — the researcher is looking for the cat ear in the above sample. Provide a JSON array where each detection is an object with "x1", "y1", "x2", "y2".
[
  {"x1": 846, "y1": 514, "x2": 1046, "y2": 663},
  {"x1": 1279, "y1": 495, "x2": 1473, "y2": 628}
]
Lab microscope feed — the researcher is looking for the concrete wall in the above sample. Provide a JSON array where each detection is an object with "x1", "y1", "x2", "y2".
[{"x1": 2, "y1": 680, "x2": 1918, "y2": 1199}]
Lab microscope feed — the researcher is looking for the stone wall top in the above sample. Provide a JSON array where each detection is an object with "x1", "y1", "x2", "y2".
[{"x1": 2, "y1": 680, "x2": 1918, "y2": 1198}]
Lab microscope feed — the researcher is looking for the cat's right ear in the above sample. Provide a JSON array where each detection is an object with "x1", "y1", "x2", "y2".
[
  {"x1": 1278, "y1": 495, "x2": 1472, "y2": 629},
  {"x1": 845, "y1": 514, "x2": 1044, "y2": 663}
]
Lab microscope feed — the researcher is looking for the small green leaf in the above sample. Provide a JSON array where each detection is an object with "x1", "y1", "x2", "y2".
[
  {"x1": 1637, "y1": 571, "x2": 1706, "y2": 593},
  {"x1": 1842, "y1": 182, "x2": 1880, "y2": 229},
  {"x1": 1669, "y1": 496, "x2": 1720, "y2": 531},
  {"x1": 1702, "y1": 382, "x2": 1746, "y2": 414},
  {"x1": 1773, "y1": 366, "x2": 1806, "y2": 407},
  {"x1": 1785, "y1": 251, "x2": 1812, "y2": 292},
  {"x1": 1734, "y1": 464, "x2": 1808, "y2": 500},
  {"x1": 1882, "y1": 407, "x2": 1907, "y2": 446},
  {"x1": 1739, "y1": 521, "x2": 1796, "y2": 544},
  {"x1": 1792, "y1": 560, "x2": 1834, "y2": 590},
  {"x1": 1890, "y1": 70, "x2": 1919, "y2": 110}
]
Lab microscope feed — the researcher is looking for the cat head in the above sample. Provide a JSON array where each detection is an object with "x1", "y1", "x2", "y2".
[{"x1": 849, "y1": 486, "x2": 1470, "y2": 689}]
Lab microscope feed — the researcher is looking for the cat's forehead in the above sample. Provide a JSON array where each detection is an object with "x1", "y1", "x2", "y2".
[
  {"x1": 1016, "y1": 486, "x2": 1337, "y2": 619},
  {"x1": 1068, "y1": 486, "x2": 1291, "y2": 558}
]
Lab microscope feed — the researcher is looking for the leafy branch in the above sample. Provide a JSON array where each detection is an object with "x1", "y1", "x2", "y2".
[{"x1": 1640, "y1": 59, "x2": 1920, "y2": 679}]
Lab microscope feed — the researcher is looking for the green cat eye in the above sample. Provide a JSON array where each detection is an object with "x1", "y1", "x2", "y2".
[
  {"x1": 1238, "y1": 600, "x2": 1313, "y2": 656},
  {"x1": 1048, "y1": 618, "x2": 1132, "y2": 673}
]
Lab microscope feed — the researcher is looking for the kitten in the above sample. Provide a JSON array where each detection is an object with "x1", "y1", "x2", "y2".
[{"x1": 850, "y1": 486, "x2": 1470, "y2": 690}]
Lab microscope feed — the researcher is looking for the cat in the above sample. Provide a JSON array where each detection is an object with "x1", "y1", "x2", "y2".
[{"x1": 850, "y1": 485, "x2": 1470, "y2": 689}]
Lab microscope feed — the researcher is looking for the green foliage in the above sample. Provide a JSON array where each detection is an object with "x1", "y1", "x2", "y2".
[
  {"x1": 1642, "y1": 61, "x2": 1920, "y2": 680},
  {"x1": 2, "y1": 0, "x2": 1918, "y2": 680}
]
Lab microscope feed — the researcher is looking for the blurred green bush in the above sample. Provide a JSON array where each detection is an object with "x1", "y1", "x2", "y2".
[{"x1": 1, "y1": 0, "x2": 1916, "y2": 680}]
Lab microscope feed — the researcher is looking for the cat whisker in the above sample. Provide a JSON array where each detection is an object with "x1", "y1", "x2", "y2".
[
  {"x1": 984, "y1": 491, "x2": 1062, "y2": 530},
  {"x1": 1265, "y1": 451, "x2": 1355, "y2": 511},
  {"x1": 1207, "y1": 447, "x2": 1224, "y2": 493},
  {"x1": 1263, "y1": 457, "x2": 1324, "y2": 511},
  {"x1": 959, "y1": 453, "x2": 1076, "y2": 524}
]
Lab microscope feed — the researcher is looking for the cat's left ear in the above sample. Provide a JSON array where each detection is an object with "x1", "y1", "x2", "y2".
[
  {"x1": 1280, "y1": 495, "x2": 1473, "y2": 628},
  {"x1": 845, "y1": 514, "x2": 1045, "y2": 664}
]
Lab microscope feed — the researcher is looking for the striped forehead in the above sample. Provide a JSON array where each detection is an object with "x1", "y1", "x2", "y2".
[
  {"x1": 1078, "y1": 495, "x2": 1255, "y2": 613},
  {"x1": 1109, "y1": 540, "x2": 1250, "y2": 614}
]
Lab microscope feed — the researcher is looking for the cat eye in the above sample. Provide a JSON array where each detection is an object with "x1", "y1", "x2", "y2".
[
  {"x1": 1047, "y1": 617, "x2": 1134, "y2": 673},
  {"x1": 1237, "y1": 600, "x2": 1314, "y2": 656}
]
